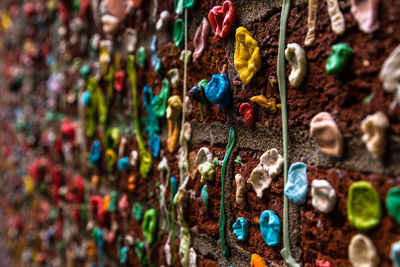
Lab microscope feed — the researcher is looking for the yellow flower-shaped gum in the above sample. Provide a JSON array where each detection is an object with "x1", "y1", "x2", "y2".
[{"x1": 234, "y1": 27, "x2": 261, "y2": 85}]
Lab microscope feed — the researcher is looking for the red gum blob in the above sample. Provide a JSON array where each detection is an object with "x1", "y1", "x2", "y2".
[
  {"x1": 114, "y1": 70, "x2": 125, "y2": 92},
  {"x1": 208, "y1": 0, "x2": 237, "y2": 39},
  {"x1": 90, "y1": 195, "x2": 106, "y2": 225},
  {"x1": 61, "y1": 118, "x2": 76, "y2": 146},
  {"x1": 316, "y1": 260, "x2": 332, "y2": 267},
  {"x1": 193, "y1": 18, "x2": 211, "y2": 62},
  {"x1": 79, "y1": 0, "x2": 90, "y2": 18},
  {"x1": 239, "y1": 102, "x2": 254, "y2": 127}
]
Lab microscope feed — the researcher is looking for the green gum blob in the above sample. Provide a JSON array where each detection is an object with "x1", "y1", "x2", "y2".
[
  {"x1": 153, "y1": 78, "x2": 170, "y2": 118},
  {"x1": 347, "y1": 181, "x2": 382, "y2": 231},
  {"x1": 80, "y1": 64, "x2": 90, "y2": 79},
  {"x1": 154, "y1": 58, "x2": 163, "y2": 75},
  {"x1": 219, "y1": 128, "x2": 235, "y2": 259},
  {"x1": 134, "y1": 239, "x2": 147, "y2": 264},
  {"x1": 109, "y1": 191, "x2": 118, "y2": 212},
  {"x1": 136, "y1": 46, "x2": 147, "y2": 68},
  {"x1": 174, "y1": 0, "x2": 197, "y2": 15},
  {"x1": 133, "y1": 202, "x2": 144, "y2": 222},
  {"x1": 173, "y1": 19, "x2": 185, "y2": 47},
  {"x1": 104, "y1": 128, "x2": 120, "y2": 150},
  {"x1": 386, "y1": 187, "x2": 400, "y2": 224},
  {"x1": 199, "y1": 162, "x2": 216, "y2": 182},
  {"x1": 325, "y1": 43, "x2": 354, "y2": 74},
  {"x1": 142, "y1": 208, "x2": 158, "y2": 245}
]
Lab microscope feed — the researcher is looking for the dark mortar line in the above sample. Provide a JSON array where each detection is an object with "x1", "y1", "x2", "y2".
[{"x1": 190, "y1": 120, "x2": 400, "y2": 176}]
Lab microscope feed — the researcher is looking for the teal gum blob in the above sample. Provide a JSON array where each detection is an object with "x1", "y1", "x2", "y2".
[
  {"x1": 201, "y1": 185, "x2": 209, "y2": 210},
  {"x1": 284, "y1": 162, "x2": 308, "y2": 205},
  {"x1": 260, "y1": 210, "x2": 281, "y2": 246},
  {"x1": 205, "y1": 74, "x2": 231, "y2": 110},
  {"x1": 232, "y1": 217, "x2": 248, "y2": 241},
  {"x1": 117, "y1": 157, "x2": 129, "y2": 171},
  {"x1": 132, "y1": 202, "x2": 144, "y2": 222}
]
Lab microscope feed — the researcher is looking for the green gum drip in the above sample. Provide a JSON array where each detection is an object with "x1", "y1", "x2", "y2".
[
  {"x1": 127, "y1": 55, "x2": 152, "y2": 178},
  {"x1": 153, "y1": 78, "x2": 170, "y2": 118},
  {"x1": 277, "y1": 0, "x2": 300, "y2": 265},
  {"x1": 104, "y1": 66, "x2": 115, "y2": 129},
  {"x1": 219, "y1": 127, "x2": 236, "y2": 258},
  {"x1": 169, "y1": 179, "x2": 177, "y2": 265},
  {"x1": 85, "y1": 77, "x2": 107, "y2": 137}
]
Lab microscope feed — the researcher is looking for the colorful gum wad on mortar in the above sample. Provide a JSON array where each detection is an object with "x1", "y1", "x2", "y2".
[
  {"x1": 304, "y1": 0, "x2": 345, "y2": 46},
  {"x1": 114, "y1": 70, "x2": 125, "y2": 92},
  {"x1": 133, "y1": 202, "x2": 144, "y2": 222},
  {"x1": 250, "y1": 95, "x2": 280, "y2": 113},
  {"x1": 239, "y1": 102, "x2": 254, "y2": 127},
  {"x1": 260, "y1": 210, "x2": 281, "y2": 246},
  {"x1": 117, "y1": 157, "x2": 129, "y2": 171},
  {"x1": 123, "y1": 28, "x2": 138, "y2": 54},
  {"x1": 251, "y1": 254, "x2": 268, "y2": 267},
  {"x1": 201, "y1": 185, "x2": 209, "y2": 210},
  {"x1": 173, "y1": 18, "x2": 185, "y2": 47},
  {"x1": 360, "y1": 111, "x2": 389, "y2": 159},
  {"x1": 387, "y1": 186, "x2": 400, "y2": 224},
  {"x1": 232, "y1": 217, "x2": 249, "y2": 241},
  {"x1": 310, "y1": 112, "x2": 343, "y2": 157},
  {"x1": 348, "y1": 233, "x2": 380, "y2": 267},
  {"x1": 193, "y1": 18, "x2": 210, "y2": 62},
  {"x1": 235, "y1": 173, "x2": 246, "y2": 206},
  {"x1": 157, "y1": 157, "x2": 170, "y2": 217},
  {"x1": 128, "y1": 175, "x2": 136, "y2": 191},
  {"x1": 208, "y1": 0, "x2": 236, "y2": 39},
  {"x1": 174, "y1": 0, "x2": 197, "y2": 15},
  {"x1": 347, "y1": 181, "x2": 382, "y2": 231},
  {"x1": 379, "y1": 45, "x2": 400, "y2": 107},
  {"x1": 196, "y1": 147, "x2": 215, "y2": 182},
  {"x1": 101, "y1": 14, "x2": 119, "y2": 35},
  {"x1": 106, "y1": 149, "x2": 117, "y2": 170},
  {"x1": 170, "y1": 177, "x2": 178, "y2": 199},
  {"x1": 142, "y1": 208, "x2": 158, "y2": 245},
  {"x1": 189, "y1": 79, "x2": 209, "y2": 104},
  {"x1": 118, "y1": 194, "x2": 130, "y2": 218},
  {"x1": 150, "y1": 35, "x2": 163, "y2": 75},
  {"x1": 391, "y1": 241, "x2": 400, "y2": 267},
  {"x1": 205, "y1": 73, "x2": 231, "y2": 110},
  {"x1": 316, "y1": 260, "x2": 332, "y2": 267},
  {"x1": 350, "y1": 0, "x2": 379, "y2": 33},
  {"x1": 180, "y1": 49, "x2": 192, "y2": 63},
  {"x1": 325, "y1": 43, "x2": 354, "y2": 74},
  {"x1": 248, "y1": 148, "x2": 284, "y2": 199},
  {"x1": 311, "y1": 179, "x2": 337, "y2": 213},
  {"x1": 136, "y1": 46, "x2": 147, "y2": 68},
  {"x1": 168, "y1": 68, "x2": 180, "y2": 89},
  {"x1": 284, "y1": 43, "x2": 307, "y2": 88},
  {"x1": 156, "y1": 10, "x2": 170, "y2": 32},
  {"x1": 166, "y1": 95, "x2": 182, "y2": 152},
  {"x1": 89, "y1": 140, "x2": 101, "y2": 166},
  {"x1": 130, "y1": 150, "x2": 138, "y2": 167},
  {"x1": 153, "y1": 78, "x2": 171, "y2": 118},
  {"x1": 234, "y1": 27, "x2": 261, "y2": 85},
  {"x1": 284, "y1": 162, "x2": 308, "y2": 205}
]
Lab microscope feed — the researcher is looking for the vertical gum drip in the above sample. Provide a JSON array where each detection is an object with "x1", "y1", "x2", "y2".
[{"x1": 277, "y1": 0, "x2": 300, "y2": 265}]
